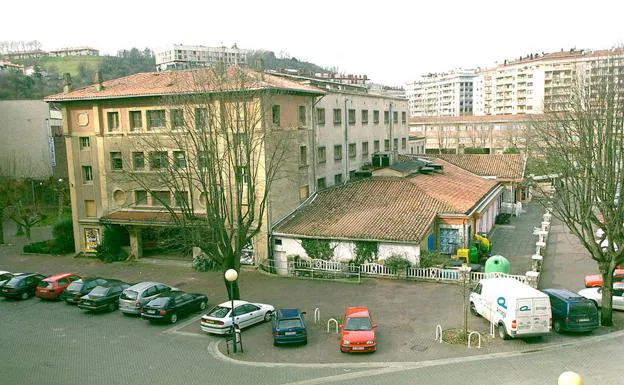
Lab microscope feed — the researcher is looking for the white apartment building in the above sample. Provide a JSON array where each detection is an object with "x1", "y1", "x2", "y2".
[
  {"x1": 155, "y1": 44, "x2": 248, "y2": 71},
  {"x1": 406, "y1": 69, "x2": 478, "y2": 117}
]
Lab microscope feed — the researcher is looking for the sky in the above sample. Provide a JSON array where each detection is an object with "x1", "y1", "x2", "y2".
[{"x1": 2, "y1": 0, "x2": 624, "y2": 86}]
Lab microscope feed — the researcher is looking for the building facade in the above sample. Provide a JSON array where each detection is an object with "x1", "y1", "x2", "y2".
[
  {"x1": 155, "y1": 44, "x2": 248, "y2": 71},
  {"x1": 406, "y1": 69, "x2": 478, "y2": 117},
  {"x1": 48, "y1": 47, "x2": 99, "y2": 57}
]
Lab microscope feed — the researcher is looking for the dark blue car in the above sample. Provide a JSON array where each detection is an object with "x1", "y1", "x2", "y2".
[
  {"x1": 542, "y1": 288, "x2": 599, "y2": 333},
  {"x1": 272, "y1": 308, "x2": 307, "y2": 345}
]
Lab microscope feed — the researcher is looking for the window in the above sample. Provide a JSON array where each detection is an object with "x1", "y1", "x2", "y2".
[
  {"x1": 235, "y1": 166, "x2": 249, "y2": 185},
  {"x1": 384, "y1": 139, "x2": 390, "y2": 151},
  {"x1": 334, "y1": 173, "x2": 343, "y2": 185},
  {"x1": 298, "y1": 105, "x2": 306, "y2": 126},
  {"x1": 299, "y1": 185, "x2": 309, "y2": 201},
  {"x1": 348, "y1": 109, "x2": 356, "y2": 125},
  {"x1": 149, "y1": 151, "x2": 168, "y2": 169},
  {"x1": 135, "y1": 190, "x2": 147, "y2": 205},
  {"x1": 402, "y1": 111, "x2": 407, "y2": 124},
  {"x1": 373, "y1": 110, "x2": 380, "y2": 124},
  {"x1": 107, "y1": 112, "x2": 119, "y2": 132},
  {"x1": 349, "y1": 170, "x2": 356, "y2": 179},
  {"x1": 82, "y1": 166, "x2": 93, "y2": 183},
  {"x1": 195, "y1": 108, "x2": 208, "y2": 129},
  {"x1": 362, "y1": 142, "x2": 369, "y2": 156},
  {"x1": 85, "y1": 200, "x2": 96, "y2": 217},
  {"x1": 79, "y1": 137, "x2": 90, "y2": 149},
  {"x1": 402, "y1": 138, "x2": 407, "y2": 150},
  {"x1": 132, "y1": 152, "x2": 144, "y2": 170},
  {"x1": 374, "y1": 140, "x2": 380, "y2": 152},
  {"x1": 333, "y1": 108, "x2": 342, "y2": 125},
  {"x1": 384, "y1": 111, "x2": 390, "y2": 124},
  {"x1": 174, "y1": 191, "x2": 189, "y2": 207},
  {"x1": 393, "y1": 138, "x2": 398, "y2": 150},
  {"x1": 272, "y1": 105, "x2": 280, "y2": 126},
  {"x1": 334, "y1": 145, "x2": 342, "y2": 161},
  {"x1": 317, "y1": 146, "x2": 326, "y2": 163},
  {"x1": 110, "y1": 152, "x2": 123, "y2": 170},
  {"x1": 151, "y1": 191, "x2": 170, "y2": 206},
  {"x1": 299, "y1": 146, "x2": 307, "y2": 166},
  {"x1": 361, "y1": 110, "x2": 368, "y2": 125},
  {"x1": 317, "y1": 177, "x2": 326, "y2": 189},
  {"x1": 197, "y1": 151, "x2": 209, "y2": 169},
  {"x1": 348, "y1": 143, "x2": 356, "y2": 159},
  {"x1": 147, "y1": 110, "x2": 166, "y2": 129},
  {"x1": 129, "y1": 111, "x2": 142, "y2": 131},
  {"x1": 173, "y1": 151, "x2": 186, "y2": 169},
  {"x1": 171, "y1": 109, "x2": 184, "y2": 128},
  {"x1": 316, "y1": 108, "x2": 325, "y2": 125}
]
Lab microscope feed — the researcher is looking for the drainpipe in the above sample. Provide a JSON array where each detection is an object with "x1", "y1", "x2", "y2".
[
  {"x1": 344, "y1": 98, "x2": 350, "y2": 181},
  {"x1": 389, "y1": 102, "x2": 394, "y2": 163},
  {"x1": 311, "y1": 95, "x2": 324, "y2": 192}
]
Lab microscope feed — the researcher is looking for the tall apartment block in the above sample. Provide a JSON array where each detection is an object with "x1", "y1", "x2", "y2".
[
  {"x1": 155, "y1": 44, "x2": 248, "y2": 71},
  {"x1": 405, "y1": 69, "x2": 478, "y2": 117}
]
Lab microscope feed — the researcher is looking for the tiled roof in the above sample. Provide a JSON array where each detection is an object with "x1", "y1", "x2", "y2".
[
  {"x1": 434, "y1": 154, "x2": 525, "y2": 181},
  {"x1": 44, "y1": 68, "x2": 325, "y2": 102},
  {"x1": 406, "y1": 159, "x2": 499, "y2": 213},
  {"x1": 273, "y1": 177, "x2": 455, "y2": 243}
]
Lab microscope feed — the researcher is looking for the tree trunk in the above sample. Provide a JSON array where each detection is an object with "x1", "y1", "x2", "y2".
[
  {"x1": 0, "y1": 207, "x2": 4, "y2": 244},
  {"x1": 224, "y1": 277, "x2": 241, "y2": 301},
  {"x1": 601, "y1": 266, "x2": 615, "y2": 326}
]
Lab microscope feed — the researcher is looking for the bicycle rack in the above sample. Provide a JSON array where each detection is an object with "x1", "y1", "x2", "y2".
[
  {"x1": 314, "y1": 308, "x2": 321, "y2": 324},
  {"x1": 468, "y1": 331, "x2": 482, "y2": 349},
  {"x1": 435, "y1": 324, "x2": 443, "y2": 343},
  {"x1": 327, "y1": 318, "x2": 339, "y2": 334}
]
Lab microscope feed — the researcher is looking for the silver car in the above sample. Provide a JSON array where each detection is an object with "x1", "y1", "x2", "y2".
[{"x1": 118, "y1": 282, "x2": 173, "y2": 315}]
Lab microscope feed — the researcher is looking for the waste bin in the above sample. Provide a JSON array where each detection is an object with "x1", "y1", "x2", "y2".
[{"x1": 484, "y1": 255, "x2": 510, "y2": 274}]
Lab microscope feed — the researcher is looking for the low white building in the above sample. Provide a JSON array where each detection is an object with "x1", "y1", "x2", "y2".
[{"x1": 155, "y1": 44, "x2": 248, "y2": 71}]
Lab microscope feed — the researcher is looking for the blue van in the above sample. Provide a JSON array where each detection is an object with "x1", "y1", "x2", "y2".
[
  {"x1": 542, "y1": 288, "x2": 599, "y2": 333},
  {"x1": 272, "y1": 308, "x2": 307, "y2": 345}
]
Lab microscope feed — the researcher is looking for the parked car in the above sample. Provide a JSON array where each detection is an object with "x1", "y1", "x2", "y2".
[
  {"x1": 0, "y1": 271, "x2": 14, "y2": 287},
  {"x1": 119, "y1": 281, "x2": 174, "y2": 315},
  {"x1": 339, "y1": 306, "x2": 377, "y2": 353},
  {"x1": 78, "y1": 282, "x2": 131, "y2": 312},
  {"x1": 35, "y1": 273, "x2": 81, "y2": 300},
  {"x1": 200, "y1": 300, "x2": 275, "y2": 335},
  {"x1": 1, "y1": 273, "x2": 47, "y2": 300},
  {"x1": 272, "y1": 308, "x2": 307, "y2": 345},
  {"x1": 60, "y1": 277, "x2": 118, "y2": 304},
  {"x1": 578, "y1": 282, "x2": 624, "y2": 311},
  {"x1": 542, "y1": 288, "x2": 599, "y2": 333},
  {"x1": 141, "y1": 290, "x2": 208, "y2": 324},
  {"x1": 584, "y1": 269, "x2": 624, "y2": 288}
]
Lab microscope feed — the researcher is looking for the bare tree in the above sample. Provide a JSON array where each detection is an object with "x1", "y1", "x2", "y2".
[
  {"x1": 112, "y1": 67, "x2": 295, "y2": 299},
  {"x1": 530, "y1": 54, "x2": 624, "y2": 325}
]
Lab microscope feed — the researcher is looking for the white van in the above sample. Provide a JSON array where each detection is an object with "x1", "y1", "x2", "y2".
[{"x1": 470, "y1": 277, "x2": 551, "y2": 339}]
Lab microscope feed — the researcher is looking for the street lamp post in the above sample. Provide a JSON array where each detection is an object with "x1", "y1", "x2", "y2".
[{"x1": 224, "y1": 268, "x2": 239, "y2": 353}]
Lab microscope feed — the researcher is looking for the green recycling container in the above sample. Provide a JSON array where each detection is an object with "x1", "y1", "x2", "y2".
[
  {"x1": 468, "y1": 246, "x2": 480, "y2": 264},
  {"x1": 484, "y1": 255, "x2": 510, "y2": 274}
]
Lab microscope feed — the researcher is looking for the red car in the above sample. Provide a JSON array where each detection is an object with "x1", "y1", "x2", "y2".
[
  {"x1": 584, "y1": 269, "x2": 624, "y2": 288},
  {"x1": 35, "y1": 273, "x2": 81, "y2": 300},
  {"x1": 339, "y1": 306, "x2": 377, "y2": 353}
]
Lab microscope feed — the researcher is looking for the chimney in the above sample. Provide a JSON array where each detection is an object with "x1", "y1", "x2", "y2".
[
  {"x1": 95, "y1": 70, "x2": 104, "y2": 91},
  {"x1": 62, "y1": 73, "x2": 72, "y2": 93}
]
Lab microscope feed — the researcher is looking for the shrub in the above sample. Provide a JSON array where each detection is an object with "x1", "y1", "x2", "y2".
[
  {"x1": 383, "y1": 255, "x2": 412, "y2": 273},
  {"x1": 352, "y1": 241, "x2": 378, "y2": 266},
  {"x1": 495, "y1": 213, "x2": 512, "y2": 225},
  {"x1": 23, "y1": 240, "x2": 54, "y2": 254},
  {"x1": 418, "y1": 251, "x2": 449, "y2": 268},
  {"x1": 96, "y1": 226, "x2": 128, "y2": 263},
  {"x1": 192, "y1": 255, "x2": 219, "y2": 272},
  {"x1": 300, "y1": 238, "x2": 335, "y2": 260},
  {"x1": 52, "y1": 218, "x2": 75, "y2": 253}
]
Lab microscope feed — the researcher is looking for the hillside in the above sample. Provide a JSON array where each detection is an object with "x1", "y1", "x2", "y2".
[{"x1": 248, "y1": 50, "x2": 330, "y2": 74}]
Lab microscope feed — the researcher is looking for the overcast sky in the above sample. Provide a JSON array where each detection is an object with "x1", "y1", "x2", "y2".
[{"x1": 3, "y1": 0, "x2": 623, "y2": 86}]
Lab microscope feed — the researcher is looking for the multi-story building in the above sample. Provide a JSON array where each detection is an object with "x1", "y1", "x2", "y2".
[
  {"x1": 406, "y1": 69, "x2": 478, "y2": 117},
  {"x1": 48, "y1": 47, "x2": 99, "y2": 57},
  {"x1": 155, "y1": 44, "x2": 248, "y2": 71},
  {"x1": 43, "y1": 68, "x2": 408, "y2": 265}
]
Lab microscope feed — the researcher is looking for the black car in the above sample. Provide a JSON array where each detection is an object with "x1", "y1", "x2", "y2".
[
  {"x1": 61, "y1": 277, "x2": 119, "y2": 305},
  {"x1": 1, "y1": 273, "x2": 47, "y2": 300},
  {"x1": 141, "y1": 290, "x2": 208, "y2": 324},
  {"x1": 78, "y1": 282, "x2": 131, "y2": 312}
]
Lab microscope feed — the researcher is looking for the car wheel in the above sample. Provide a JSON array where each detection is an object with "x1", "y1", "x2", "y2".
[
  {"x1": 264, "y1": 311, "x2": 273, "y2": 322},
  {"x1": 470, "y1": 302, "x2": 479, "y2": 316},
  {"x1": 20, "y1": 292, "x2": 29, "y2": 300},
  {"x1": 199, "y1": 301, "x2": 207, "y2": 311},
  {"x1": 553, "y1": 320, "x2": 562, "y2": 333},
  {"x1": 170, "y1": 313, "x2": 178, "y2": 324},
  {"x1": 498, "y1": 323, "x2": 510, "y2": 340},
  {"x1": 107, "y1": 303, "x2": 116, "y2": 312}
]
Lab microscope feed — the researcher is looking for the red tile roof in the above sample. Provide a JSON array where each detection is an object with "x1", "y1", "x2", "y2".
[
  {"x1": 273, "y1": 177, "x2": 454, "y2": 243},
  {"x1": 44, "y1": 68, "x2": 325, "y2": 102},
  {"x1": 434, "y1": 154, "x2": 525, "y2": 181}
]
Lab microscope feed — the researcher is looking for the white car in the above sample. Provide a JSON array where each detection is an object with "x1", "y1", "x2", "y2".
[
  {"x1": 0, "y1": 271, "x2": 14, "y2": 287},
  {"x1": 578, "y1": 282, "x2": 624, "y2": 310},
  {"x1": 200, "y1": 300, "x2": 275, "y2": 335}
]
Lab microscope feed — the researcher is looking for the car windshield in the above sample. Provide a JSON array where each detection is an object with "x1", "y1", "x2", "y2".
[
  {"x1": 344, "y1": 317, "x2": 372, "y2": 331},
  {"x1": 120, "y1": 290, "x2": 138, "y2": 300},
  {"x1": 278, "y1": 319, "x2": 303, "y2": 329},
  {"x1": 89, "y1": 286, "x2": 109, "y2": 297},
  {"x1": 147, "y1": 297, "x2": 170, "y2": 307},
  {"x1": 570, "y1": 302, "x2": 597, "y2": 315},
  {"x1": 206, "y1": 306, "x2": 230, "y2": 318},
  {"x1": 37, "y1": 281, "x2": 53, "y2": 289},
  {"x1": 66, "y1": 281, "x2": 83, "y2": 291}
]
